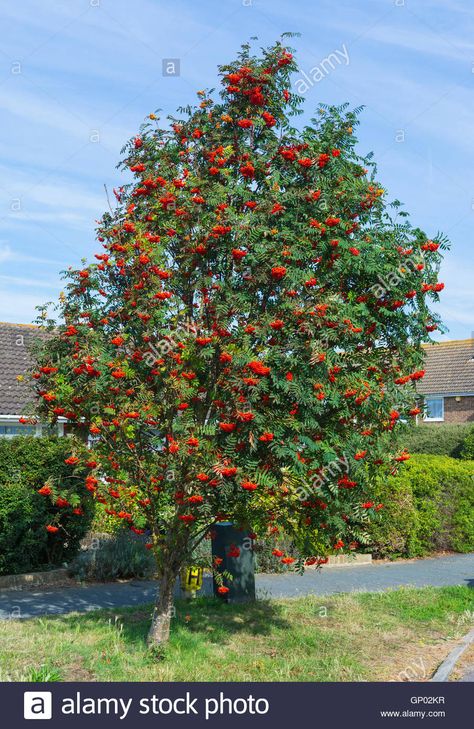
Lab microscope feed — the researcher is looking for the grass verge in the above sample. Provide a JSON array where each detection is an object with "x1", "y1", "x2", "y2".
[{"x1": 0, "y1": 586, "x2": 472, "y2": 681}]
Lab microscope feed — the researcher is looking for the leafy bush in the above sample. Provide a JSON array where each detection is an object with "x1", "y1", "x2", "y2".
[
  {"x1": 400, "y1": 423, "x2": 471, "y2": 459},
  {"x1": 0, "y1": 436, "x2": 93, "y2": 575},
  {"x1": 90, "y1": 501, "x2": 124, "y2": 534},
  {"x1": 253, "y1": 534, "x2": 300, "y2": 573},
  {"x1": 368, "y1": 454, "x2": 474, "y2": 557},
  {"x1": 460, "y1": 426, "x2": 474, "y2": 460},
  {"x1": 69, "y1": 530, "x2": 156, "y2": 581}
]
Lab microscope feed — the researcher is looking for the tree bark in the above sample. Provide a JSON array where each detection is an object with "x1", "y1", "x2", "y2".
[{"x1": 147, "y1": 569, "x2": 176, "y2": 647}]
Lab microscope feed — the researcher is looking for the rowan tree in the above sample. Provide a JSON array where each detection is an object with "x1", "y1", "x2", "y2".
[{"x1": 31, "y1": 37, "x2": 446, "y2": 646}]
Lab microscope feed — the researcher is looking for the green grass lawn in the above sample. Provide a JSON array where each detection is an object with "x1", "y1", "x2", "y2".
[{"x1": 0, "y1": 586, "x2": 472, "y2": 682}]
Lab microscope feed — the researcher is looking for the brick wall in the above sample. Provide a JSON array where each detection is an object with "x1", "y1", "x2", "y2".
[{"x1": 444, "y1": 395, "x2": 474, "y2": 424}]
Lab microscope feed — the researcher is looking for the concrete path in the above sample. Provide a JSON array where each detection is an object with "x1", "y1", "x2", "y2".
[
  {"x1": 431, "y1": 627, "x2": 474, "y2": 681},
  {"x1": 0, "y1": 552, "x2": 472, "y2": 620}
]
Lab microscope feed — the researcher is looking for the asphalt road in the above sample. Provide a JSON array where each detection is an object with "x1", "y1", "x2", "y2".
[{"x1": 0, "y1": 553, "x2": 472, "y2": 620}]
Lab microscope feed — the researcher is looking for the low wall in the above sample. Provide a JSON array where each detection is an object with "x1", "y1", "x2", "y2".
[{"x1": 0, "y1": 568, "x2": 75, "y2": 591}]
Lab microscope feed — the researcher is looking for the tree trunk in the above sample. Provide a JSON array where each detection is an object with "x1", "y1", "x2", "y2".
[{"x1": 147, "y1": 569, "x2": 176, "y2": 647}]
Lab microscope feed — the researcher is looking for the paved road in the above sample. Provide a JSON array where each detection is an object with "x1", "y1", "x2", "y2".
[
  {"x1": 255, "y1": 553, "x2": 474, "y2": 598},
  {"x1": 0, "y1": 553, "x2": 472, "y2": 620}
]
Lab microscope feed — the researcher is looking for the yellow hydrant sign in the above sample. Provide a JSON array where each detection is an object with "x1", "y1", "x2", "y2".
[{"x1": 180, "y1": 566, "x2": 203, "y2": 592}]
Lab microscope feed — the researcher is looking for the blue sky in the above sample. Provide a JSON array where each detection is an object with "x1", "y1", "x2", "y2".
[{"x1": 0, "y1": 0, "x2": 472, "y2": 339}]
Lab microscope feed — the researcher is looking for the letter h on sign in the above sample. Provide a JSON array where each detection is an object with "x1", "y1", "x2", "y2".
[{"x1": 180, "y1": 566, "x2": 203, "y2": 592}]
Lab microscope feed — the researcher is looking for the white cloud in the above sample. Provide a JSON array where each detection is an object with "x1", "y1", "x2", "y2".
[
  {"x1": 0, "y1": 288, "x2": 57, "y2": 324},
  {"x1": 433, "y1": 258, "x2": 474, "y2": 334},
  {"x1": 0, "y1": 85, "x2": 90, "y2": 139},
  {"x1": 0, "y1": 243, "x2": 64, "y2": 266},
  {"x1": 0, "y1": 164, "x2": 107, "y2": 234},
  {"x1": 352, "y1": 22, "x2": 472, "y2": 63},
  {"x1": 0, "y1": 274, "x2": 61, "y2": 290},
  {"x1": 0, "y1": 245, "x2": 12, "y2": 264},
  {"x1": 0, "y1": 82, "x2": 131, "y2": 152}
]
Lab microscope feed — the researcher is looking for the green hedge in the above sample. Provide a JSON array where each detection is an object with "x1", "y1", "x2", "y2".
[
  {"x1": 400, "y1": 424, "x2": 473, "y2": 459},
  {"x1": 0, "y1": 436, "x2": 93, "y2": 576},
  {"x1": 369, "y1": 454, "x2": 474, "y2": 557},
  {"x1": 460, "y1": 428, "x2": 474, "y2": 460}
]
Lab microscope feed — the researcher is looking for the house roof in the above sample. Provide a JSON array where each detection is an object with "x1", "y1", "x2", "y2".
[
  {"x1": 418, "y1": 338, "x2": 474, "y2": 395},
  {"x1": 0, "y1": 322, "x2": 49, "y2": 416}
]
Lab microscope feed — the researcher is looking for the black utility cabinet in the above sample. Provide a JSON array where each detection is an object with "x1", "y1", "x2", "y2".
[{"x1": 211, "y1": 522, "x2": 256, "y2": 602}]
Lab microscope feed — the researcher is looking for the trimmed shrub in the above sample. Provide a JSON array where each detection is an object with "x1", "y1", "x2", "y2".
[
  {"x1": 460, "y1": 426, "x2": 474, "y2": 460},
  {"x1": 400, "y1": 424, "x2": 472, "y2": 459},
  {"x1": 69, "y1": 530, "x2": 155, "y2": 581},
  {"x1": 0, "y1": 436, "x2": 93, "y2": 575},
  {"x1": 369, "y1": 454, "x2": 474, "y2": 557},
  {"x1": 367, "y1": 474, "x2": 419, "y2": 558}
]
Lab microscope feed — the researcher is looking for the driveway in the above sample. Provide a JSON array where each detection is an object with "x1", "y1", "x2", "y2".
[{"x1": 0, "y1": 552, "x2": 472, "y2": 620}]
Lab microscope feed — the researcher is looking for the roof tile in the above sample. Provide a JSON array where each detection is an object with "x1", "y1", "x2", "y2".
[
  {"x1": 418, "y1": 339, "x2": 474, "y2": 394},
  {"x1": 0, "y1": 322, "x2": 50, "y2": 415}
]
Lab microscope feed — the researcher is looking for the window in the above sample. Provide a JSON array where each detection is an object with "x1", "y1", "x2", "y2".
[
  {"x1": 424, "y1": 396, "x2": 444, "y2": 422},
  {"x1": 0, "y1": 422, "x2": 64, "y2": 438},
  {"x1": 0, "y1": 424, "x2": 37, "y2": 437}
]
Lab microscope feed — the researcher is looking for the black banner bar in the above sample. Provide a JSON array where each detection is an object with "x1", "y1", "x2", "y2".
[{"x1": 2, "y1": 681, "x2": 470, "y2": 728}]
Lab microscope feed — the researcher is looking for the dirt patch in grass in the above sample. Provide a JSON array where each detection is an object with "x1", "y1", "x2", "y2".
[
  {"x1": 62, "y1": 655, "x2": 95, "y2": 682},
  {"x1": 448, "y1": 642, "x2": 474, "y2": 681},
  {"x1": 380, "y1": 637, "x2": 462, "y2": 682}
]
